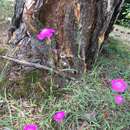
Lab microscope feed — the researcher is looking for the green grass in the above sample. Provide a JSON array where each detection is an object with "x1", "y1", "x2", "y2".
[
  {"x1": 0, "y1": 0, "x2": 13, "y2": 21},
  {"x1": 0, "y1": 38, "x2": 130, "y2": 130}
]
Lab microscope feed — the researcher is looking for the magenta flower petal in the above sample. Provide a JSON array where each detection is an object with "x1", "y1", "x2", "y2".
[
  {"x1": 114, "y1": 95, "x2": 124, "y2": 105},
  {"x1": 36, "y1": 34, "x2": 46, "y2": 41},
  {"x1": 36, "y1": 28, "x2": 56, "y2": 41},
  {"x1": 111, "y1": 79, "x2": 128, "y2": 93},
  {"x1": 52, "y1": 111, "x2": 65, "y2": 123},
  {"x1": 23, "y1": 124, "x2": 38, "y2": 130}
]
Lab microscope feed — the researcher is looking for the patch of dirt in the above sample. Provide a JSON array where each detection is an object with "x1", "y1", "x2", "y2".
[{"x1": 110, "y1": 25, "x2": 130, "y2": 46}]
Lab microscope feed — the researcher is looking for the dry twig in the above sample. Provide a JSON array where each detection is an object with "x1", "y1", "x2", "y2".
[{"x1": 0, "y1": 55, "x2": 76, "y2": 80}]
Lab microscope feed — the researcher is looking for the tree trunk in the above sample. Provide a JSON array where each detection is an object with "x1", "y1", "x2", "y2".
[{"x1": 8, "y1": 0, "x2": 124, "y2": 78}]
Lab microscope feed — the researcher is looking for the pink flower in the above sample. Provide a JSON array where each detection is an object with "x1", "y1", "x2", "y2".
[
  {"x1": 111, "y1": 79, "x2": 128, "y2": 93},
  {"x1": 23, "y1": 124, "x2": 38, "y2": 130},
  {"x1": 52, "y1": 111, "x2": 65, "y2": 123},
  {"x1": 36, "y1": 28, "x2": 56, "y2": 41},
  {"x1": 114, "y1": 95, "x2": 124, "y2": 105}
]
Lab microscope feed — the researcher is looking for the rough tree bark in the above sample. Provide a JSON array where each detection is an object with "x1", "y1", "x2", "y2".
[{"x1": 7, "y1": 0, "x2": 124, "y2": 79}]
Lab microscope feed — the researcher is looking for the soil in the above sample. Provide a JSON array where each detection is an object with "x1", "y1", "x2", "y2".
[{"x1": 110, "y1": 25, "x2": 130, "y2": 46}]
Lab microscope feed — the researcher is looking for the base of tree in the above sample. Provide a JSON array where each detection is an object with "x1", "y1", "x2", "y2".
[{"x1": 6, "y1": 0, "x2": 124, "y2": 80}]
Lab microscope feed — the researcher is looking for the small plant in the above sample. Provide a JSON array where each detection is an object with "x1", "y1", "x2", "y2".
[{"x1": 111, "y1": 78, "x2": 128, "y2": 105}]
